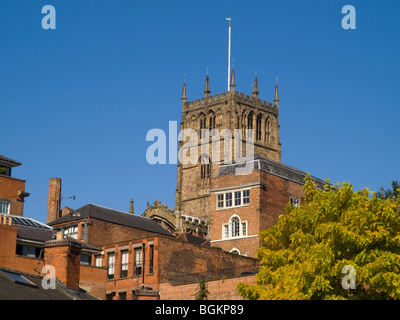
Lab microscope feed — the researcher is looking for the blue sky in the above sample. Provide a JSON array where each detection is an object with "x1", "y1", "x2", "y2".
[{"x1": 1, "y1": 0, "x2": 399, "y2": 223}]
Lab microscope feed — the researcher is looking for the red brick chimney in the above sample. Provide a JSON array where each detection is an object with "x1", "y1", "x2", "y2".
[
  {"x1": 0, "y1": 215, "x2": 17, "y2": 268},
  {"x1": 46, "y1": 177, "x2": 61, "y2": 224},
  {"x1": 44, "y1": 233, "x2": 81, "y2": 290}
]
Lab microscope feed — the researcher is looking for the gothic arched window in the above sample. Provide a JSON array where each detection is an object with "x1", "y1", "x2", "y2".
[
  {"x1": 247, "y1": 111, "x2": 254, "y2": 139},
  {"x1": 199, "y1": 113, "x2": 206, "y2": 139},
  {"x1": 256, "y1": 114, "x2": 262, "y2": 141},
  {"x1": 200, "y1": 154, "x2": 211, "y2": 180},
  {"x1": 231, "y1": 216, "x2": 240, "y2": 237}
]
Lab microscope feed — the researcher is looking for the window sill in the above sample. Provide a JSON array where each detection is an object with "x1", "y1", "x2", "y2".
[{"x1": 216, "y1": 204, "x2": 249, "y2": 211}]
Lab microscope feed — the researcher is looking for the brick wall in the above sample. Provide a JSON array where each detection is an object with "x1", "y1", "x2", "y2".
[
  {"x1": 87, "y1": 219, "x2": 164, "y2": 247},
  {"x1": 210, "y1": 169, "x2": 305, "y2": 258},
  {"x1": 44, "y1": 240, "x2": 81, "y2": 290},
  {"x1": 0, "y1": 217, "x2": 18, "y2": 267},
  {"x1": 159, "y1": 273, "x2": 256, "y2": 300},
  {"x1": 99, "y1": 237, "x2": 160, "y2": 300},
  {"x1": 80, "y1": 265, "x2": 107, "y2": 300},
  {"x1": 0, "y1": 175, "x2": 26, "y2": 216},
  {"x1": 158, "y1": 236, "x2": 258, "y2": 285}
]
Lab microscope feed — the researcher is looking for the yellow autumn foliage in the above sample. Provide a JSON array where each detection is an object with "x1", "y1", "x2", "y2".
[{"x1": 238, "y1": 175, "x2": 400, "y2": 300}]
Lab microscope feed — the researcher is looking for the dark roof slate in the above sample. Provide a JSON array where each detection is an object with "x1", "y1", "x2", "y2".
[
  {"x1": 218, "y1": 154, "x2": 326, "y2": 189},
  {"x1": 0, "y1": 155, "x2": 22, "y2": 167},
  {"x1": 48, "y1": 203, "x2": 173, "y2": 237},
  {"x1": 0, "y1": 267, "x2": 97, "y2": 300}
]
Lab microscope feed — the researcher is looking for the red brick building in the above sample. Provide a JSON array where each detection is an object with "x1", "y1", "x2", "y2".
[
  {"x1": 209, "y1": 156, "x2": 325, "y2": 257},
  {"x1": 47, "y1": 197, "x2": 258, "y2": 300},
  {"x1": 0, "y1": 155, "x2": 29, "y2": 217},
  {"x1": 0, "y1": 213, "x2": 105, "y2": 299}
]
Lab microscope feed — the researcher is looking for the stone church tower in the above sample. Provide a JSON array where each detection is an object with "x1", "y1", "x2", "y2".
[{"x1": 175, "y1": 70, "x2": 281, "y2": 225}]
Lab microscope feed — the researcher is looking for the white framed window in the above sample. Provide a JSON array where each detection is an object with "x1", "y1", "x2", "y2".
[
  {"x1": 224, "y1": 224, "x2": 229, "y2": 238},
  {"x1": 217, "y1": 194, "x2": 224, "y2": 208},
  {"x1": 225, "y1": 193, "x2": 232, "y2": 207},
  {"x1": 0, "y1": 201, "x2": 10, "y2": 214},
  {"x1": 216, "y1": 188, "x2": 250, "y2": 210},
  {"x1": 241, "y1": 222, "x2": 247, "y2": 236},
  {"x1": 107, "y1": 253, "x2": 115, "y2": 279},
  {"x1": 134, "y1": 248, "x2": 142, "y2": 276},
  {"x1": 290, "y1": 197, "x2": 300, "y2": 207},
  {"x1": 64, "y1": 225, "x2": 78, "y2": 239},
  {"x1": 243, "y1": 190, "x2": 250, "y2": 204},
  {"x1": 95, "y1": 255, "x2": 102, "y2": 267},
  {"x1": 222, "y1": 215, "x2": 248, "y2": 240},
  {"x1": 234, "y1": 191, "x2": 241, "y2": 206},
  {"x1": 230, "y1": 248, "x2": 240, "y2": 255},
  {"x1": 120, "y1": 250, "x2": 128, "y2": 278},
  {"x1": 231, "y1": 216, "x2": 240, "y2": 237}
]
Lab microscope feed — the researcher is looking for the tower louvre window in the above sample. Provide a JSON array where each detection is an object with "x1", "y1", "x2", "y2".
[
  {"x1": 265, "y1": 117, "x2": 271, "y2": 143},
  {"x1": 256, "y1": 114, "x2": 262, "y2": 141}
]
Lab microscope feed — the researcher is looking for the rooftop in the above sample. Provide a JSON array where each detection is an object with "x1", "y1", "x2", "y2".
[
  {"x1": 217, "y1": 154, "x2": 326, "y2": 189},
  {"x1": 0, "y1": 267, "x2": 98, "y2": 300},
  {"x1": 48, "y1": 203, "x2": 174, "y2": 237},
  {"x1": 0, "y1": 155, "x2": 22, "y2": 168}
]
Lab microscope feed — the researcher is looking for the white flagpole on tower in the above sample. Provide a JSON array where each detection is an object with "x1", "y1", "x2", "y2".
[{"x1": 226, "y1": 17, "x2": 232, "y2": 91}]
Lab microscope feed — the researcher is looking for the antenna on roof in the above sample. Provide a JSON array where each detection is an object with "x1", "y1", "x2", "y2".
[
  {"x1": 226, "y1": 17, "x2": 233, "y2": 91},
  {"x1": 32, "y1": 195, "x2": 76, "y2": 202}
]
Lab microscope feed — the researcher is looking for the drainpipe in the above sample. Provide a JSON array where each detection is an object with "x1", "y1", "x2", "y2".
[{"x1": 142, "y1": 242, "x2": 145, "y2": 286}]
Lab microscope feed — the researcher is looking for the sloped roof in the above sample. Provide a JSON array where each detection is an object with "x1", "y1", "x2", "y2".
[
  {"x1": 0, "y1": 155, "x2": 22, "y2": 167},
  {"x1": 0, "y1": 267, "x2": 97, "y2": 300},
  {"x1": 218, "y1": 154, "x2": 326, "y2": 188},
  {"x1": 48, "y1": 203, "x2": 173, "y2": 237}
]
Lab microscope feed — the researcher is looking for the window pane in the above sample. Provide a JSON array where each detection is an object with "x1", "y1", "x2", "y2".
[
  {"x1": 121, "y1": 251, "x2": 128, "y2": 278},
  {"x1": 242, "y1": 222, "x2": 247, "y2": 236},
  {"x1": 134, "y1": 248, "x2": 142, "y2": 276},
  {"x1": 225, "y1": 193, "x2": 232, "y2": 207},
  {"x1": 95, "y1": 255, "x2": 102, "y2": 267},
  {"x1": 224, "y1": 225, "x2": 229, "y2": 239},
  {"x1": 234, "y1": 191, "x2": 241, "y2": 206},
  {"x1": 108, "y1": 253, "x2": 115, "y2": 279},
  {"x1": 217, "y1": 194, "x2": 224, "y2": 208},
  {"x1": 290, "y1": 197, "x2": 300, "y2": 207},
  {"x1": 0, "y1": 202, "x2": 10, "y2": 214},
  {"x1": 231, "y1": 217, "x2": 240, "y2": 237},
  {"x1": 149, "y1": 245, "x2": 154, "y2": 274},
  {"x1": 80, "y1": 254, "x2": 91, "y2": 265},
  {"x1": 243, "y1": 190, "x2": 250, "y2": 204}
]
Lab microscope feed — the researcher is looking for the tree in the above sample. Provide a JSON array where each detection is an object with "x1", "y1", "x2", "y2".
[
  {"x1": 237, "y1": 175, "x2": 400, "y2": 300},
  {"x1": 195, "y1": 279, "x2": 210, "y2": 300},
  {"x1": 379, "y1": 181, "x2": 400, "y2": 199}
]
